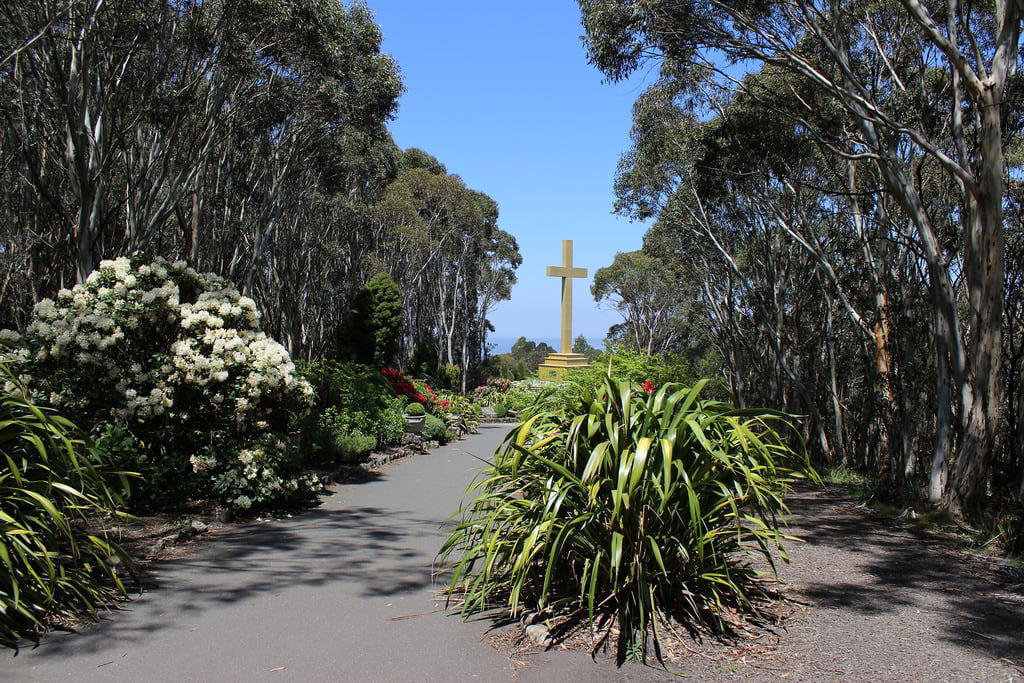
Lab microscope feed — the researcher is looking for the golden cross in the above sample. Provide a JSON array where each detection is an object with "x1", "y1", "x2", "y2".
[{"x1": 546, "y1": 239, "x2": 588, "y2": 354}]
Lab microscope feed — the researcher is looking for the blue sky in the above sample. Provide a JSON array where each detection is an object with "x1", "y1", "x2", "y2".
[{"x1": 365, "y1": 1, "x2": 652, "y2": 341}]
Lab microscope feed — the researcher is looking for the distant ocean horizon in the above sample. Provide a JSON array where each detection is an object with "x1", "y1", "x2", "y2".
[{"x1": 487, "y1": 336, "x2": 606, "y2": 355}]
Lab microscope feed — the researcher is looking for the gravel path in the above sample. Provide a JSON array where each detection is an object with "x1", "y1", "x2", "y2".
[
  {"x1": 669, "y1": 488, "x2": 1024, "y2": 681},
  {"x1": 3, "y1": 428, "x2": 1022, "y2": 681},
  {"x1": 758, "y1": 488, "x2": 1023, "y2": 681}
]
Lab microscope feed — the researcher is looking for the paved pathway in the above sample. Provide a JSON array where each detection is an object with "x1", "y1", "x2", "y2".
[{"x1": 3, "y1": 425, "x2": 658, "y2": 682}]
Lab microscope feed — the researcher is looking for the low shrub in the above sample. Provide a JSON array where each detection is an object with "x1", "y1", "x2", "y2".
[
  {"x1": 502, "y1": 386, "x2": 541, "y2": 413},
  {"x1": 492, "y1": 402, "x2": 509, "y2": 418},
  {"x1": 302, "y1": 361, "x2": 405, "y2": 448},
  {"x1": 423, "y1": 413, "x2": 448, "y2": 442},
  {"x1": 542, "y1": 350, "x2": 722, "y2": 413},
  {"x1": 2, "y1": 256, "x2": 321, "y2": 512},
  {"x1": 406, "y1": 402, "x2": 425, "y2": 416},
  {"x1": 197, "y1": 436, "x2": 322, "y2": 510},
  {"x1": 302, "y1": 406, "x2": 383, "y2": 464},
  {"x1": 471, "y1": 377, "x2": 513, "y2": 404},
  {"x1": 332, "y1": 431, "x2": 377, "y2": 462},
  {"x1": 439, "y1": 377, "x2": 811, "y2": 662},
  {"x1": 0, "y1": 364, "x2": 132, "y2": 648},
  {"x1": 435, "y1": 391, "x2": 481, "y2": 431}
]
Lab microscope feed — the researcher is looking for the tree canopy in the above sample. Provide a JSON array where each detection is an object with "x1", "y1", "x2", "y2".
[
  {"x1": 579, "y1": 0, "x2": 1024, "y2": 518},
  {"x1": 0, "y1": 0, "x2": 520, "y2": 384}
]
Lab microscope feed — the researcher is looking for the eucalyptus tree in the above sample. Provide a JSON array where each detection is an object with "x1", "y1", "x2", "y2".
[
  {"x1": 592, "y1": 250, "x2": 688, "y2": 354},
  {"x1": 0, "y1": 0, "x2": 516, "y2": 384},
  {"x1": 579, "y1": 0, "x2": 1024, "y2": 516},
  {"x1": 0, "y1": 0, "x2": 403, "y2": 358},
  {"x1": 369, "y1": 149, "x2": 520, "y2": 384}
]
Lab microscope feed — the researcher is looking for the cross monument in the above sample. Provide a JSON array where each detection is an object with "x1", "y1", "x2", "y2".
[{"x1": 537, "y1": 239, "x2": 592, "y2": 379}]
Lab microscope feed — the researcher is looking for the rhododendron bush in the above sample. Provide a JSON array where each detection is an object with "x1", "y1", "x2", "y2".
[{"x1": 1, "y1": 256, "x2": 323, "y2": 511}]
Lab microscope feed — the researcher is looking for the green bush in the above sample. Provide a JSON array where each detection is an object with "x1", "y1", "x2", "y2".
[
  {"x1": 0, "y1": 365, "x2": 132, "y2": 649},
  {"x1": 302, "y1": 361, "x2": 406, "y2": 448},
  {"x1": 406, "y1": 402, "x2": 425, "y2": 416},
  {"x1": 332, "y1": 431, "x2": 377, "y2": 462},
  {"x1": 441, "y1": 363, "x2": 461, "y2": 390},
  {"x1": 423, "y1": 414, "x2": 447, "y2": 441},
  {"x1": 2, "y1": 256, "x2": 320, "y2": 512},
  {"x1": 492, "y1": 402, "x2": 509, "y2": 418},
  {"x1": 439, "y1": 377, "x2": 811, "y2": 662},
  {"x1": 436, "y1": 391, "x2": 481, "y2": 431},
  {"x1": 303, "y1": 407, "x2": 381, "y2": 463},
  {"x1": 502, "y1": 386, "x2": 540, "y2": 413}
]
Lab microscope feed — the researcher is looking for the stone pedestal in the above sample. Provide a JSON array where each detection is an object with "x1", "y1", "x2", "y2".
[{"x1": 537, "y1": 352, "x2": 591, "y2": 380}]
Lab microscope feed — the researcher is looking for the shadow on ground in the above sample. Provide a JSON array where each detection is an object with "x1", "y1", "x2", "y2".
[
  {"x1": 785, "y1": 487, "x2": 1024, "y2": 668},
  {"x1": 25, "y1": 504, "x2": 452, "y2": 658}
]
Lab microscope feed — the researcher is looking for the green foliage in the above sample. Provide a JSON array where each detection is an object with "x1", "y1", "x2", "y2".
[
  {"x1": 542, "y1": 349, "x2": 713, "y2": 413},
  {"x1": 303, "y1": 407, "x2": 382, "y2": 464},
  {"x1": 408, "y1": 343, "x2": 438, "y2": 379},
  {"x1": 423, "y1": 414, "x2": 448, "y2": 442},
  {"x1": 199, "y1": 436, "x2": 321, "y2": 511},
  {"x1": 441, "y1": 363, "x2": 461, "y2": 390},
  {"x1": 488, "y1": 337, "x2": 557, "y2": 376},
  {"x1": 572, "y1": 335, "x2": 600, "y2": 360},
  {"x1": 302, "y1": 361, "x2": 406, "y2": 450},
  {"x1": 0, "y1": 365, "x2": 132, "y2": 649},
  {"x1": 338, "y1": 273, "x2": 402, "y2": 367},
  {"x1": 435, "y1": 391, "x2": 482, "y2": 431},
  {"x1": 501, "y1": 386, "x2": 541, "y2": 413},
  {"x1": 405, "y1": 402, "x2": 425, "y2": 416},
  {"x1": 91, "y1": 422, "x2": 193, "y2": 502},
  {"x1": 331, "y1": 431, "x2": 377, "y2": 462},
  {"x1": 821, "y1": 466, "x2": 870, "y2": 487},
  {"x1": 492, "y1": 402, "x2": 509, "y2": 419},
  {"x1": 439, "y1": 377, "x2": 810, "y2": 662},
  {"x1": 4, "y1": 256, "x2": 319, "y2": 512},
  {"x1": 592, "y1": 251, "x2": 689, "y2": 355}
]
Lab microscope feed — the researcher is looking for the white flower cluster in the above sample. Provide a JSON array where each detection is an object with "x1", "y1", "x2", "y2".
[
  {"x1": 19, "y1": 257, "x2": 187, "y2": 367},
  {"x1": 4, "y1": 255, "x2": 323, "y2": 512},
  {"x1": 210, "y1": 439, "x2": 325, "y2": 510},
  {"x1": 6, "y1": 255, "x2": 312, "y2": 425}
]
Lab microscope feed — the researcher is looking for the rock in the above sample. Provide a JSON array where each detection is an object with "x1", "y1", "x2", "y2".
[
  {"x1": 158, "y1": 533, "x2": 179, "y2": 549},
  {"x1": 524, "y1": 623, "x2": 552, "y2": 647},
  {"x1": 190, "y1": 520, "x2": 209, "y2": 534},
  {"x1": 481, "y1": 406, "x2": 497, "y2": 418},
  {"x1": 520, "y1": 611, "x2": 540, "y2": 625}
]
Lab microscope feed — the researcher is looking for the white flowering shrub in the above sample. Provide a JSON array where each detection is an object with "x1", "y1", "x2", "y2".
[{"x1": 3, "y1": 256, "x2": 323, "y2": 511}]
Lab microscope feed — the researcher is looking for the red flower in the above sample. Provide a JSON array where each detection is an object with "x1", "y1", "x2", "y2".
[{"x1": 642, "y1": 380, "x2": 656, "y2": 394}]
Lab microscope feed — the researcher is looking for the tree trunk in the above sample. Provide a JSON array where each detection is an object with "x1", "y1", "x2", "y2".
[
  {"x1": 946, "y1": 94, "x2": 1007, "y2": 514},
  {"x1": 929, "y1": 298, "x2": 952, "y2": 504}
]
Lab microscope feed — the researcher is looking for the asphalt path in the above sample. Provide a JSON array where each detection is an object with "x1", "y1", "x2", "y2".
[{"x1": 3, "y1": 424, "x2": 659, "y2": 682}]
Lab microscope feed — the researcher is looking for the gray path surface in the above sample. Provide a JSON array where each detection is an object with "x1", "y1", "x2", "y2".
[{"x1": 3, "y1": 425, "x2": 659, "y2": 682}]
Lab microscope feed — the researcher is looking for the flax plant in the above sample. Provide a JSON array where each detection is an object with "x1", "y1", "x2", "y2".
[
  {"x1": 439, "y1": 377, "x2": 811, "y2": 662},
  {"x1": 0, "y1": 363, "x2": 133, "y2": 649}
]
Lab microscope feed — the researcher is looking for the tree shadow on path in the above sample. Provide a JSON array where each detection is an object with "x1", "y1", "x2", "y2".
[
  {"x1": 785, "y1": 487, "x2": 1024, "y2": 670},
  {"x1": 25, "y1": 504, "x2": 451, "y2": 657}
]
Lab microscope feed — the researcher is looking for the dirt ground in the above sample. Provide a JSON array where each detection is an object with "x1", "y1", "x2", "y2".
[{"x1": 503, "y1": 486, "x2": 1024, "y2": 681}]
